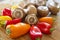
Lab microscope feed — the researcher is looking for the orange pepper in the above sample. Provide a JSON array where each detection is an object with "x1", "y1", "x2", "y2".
[
  {"x1": 39, "y1": 17, "x2": 53, "y2": 25},
  {"x1": 6, "y1": 23, "x2": 30, "y2": 38}
]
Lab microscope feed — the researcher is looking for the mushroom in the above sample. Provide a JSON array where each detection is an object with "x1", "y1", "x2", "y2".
[
  {"x1": 25, "y1": 14, "x2": 38, "y2": 25},
  {"x1": 28, "y1": 0, "x2": 47, "y2": 7},
  {"x1": 24, "y1": 3, "x2": 35, "y2": 8},
  {"x1": 37, "y1": 6, "x2": 49, "y2": 17},
  {"x1": 46, "y1": 0, "x2": 59, "y2": 15},
  {"x1": 12, "y1": 8, "x2": 26, "y2": 19},
  {"x1": 24, "y1": 4, "x2": 37, "y2": 15}
]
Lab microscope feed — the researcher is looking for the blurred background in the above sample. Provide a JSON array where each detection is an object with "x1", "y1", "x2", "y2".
[
  {"x1": 0, "y1": 0, "x2": 23, "y2": 5},
  {"x1": 0, "y1": 0, "x2": 60, "y2": 6},
  {"x1": 0, "y1": 0, "x2": 60, "y2": 5}
]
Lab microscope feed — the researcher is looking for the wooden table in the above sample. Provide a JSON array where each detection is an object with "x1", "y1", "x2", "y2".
[{"x1": 0, "y1": 4, "x2": 60, "y2": 40}]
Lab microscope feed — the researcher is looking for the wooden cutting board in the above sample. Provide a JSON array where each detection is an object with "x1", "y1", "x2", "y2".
[{"x1": 0, "y1": 4, "x2": 60, "y2": 40}]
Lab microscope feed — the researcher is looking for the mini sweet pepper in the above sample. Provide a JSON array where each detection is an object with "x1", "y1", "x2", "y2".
[
  {"x1": 0, "y1": 18, "x2": 21, "y2": 27},
  {"x1": 37, "y1": 22, "x2": 54, "y2": 34},
  {"x1": 0, "y1": 16, "x2": 12, "y2": 21},
  {"x1": 6, "y1": 23, "x2": 30, "y2": 38},
  {"x1": 30, "y1": 25, "x2": 42, "y2": 40},
  {"x1": 2, "y1": 8, "x2": 12, "y2": 17}
]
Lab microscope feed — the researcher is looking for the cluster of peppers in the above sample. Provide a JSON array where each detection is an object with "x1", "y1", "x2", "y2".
[
  {"x1": 30, "y1": 22, "x2": 54, "y2": 40},
  {"x1": 0, "y1": 7, "x2": 55, "y2": 40},
  {"x1": 1, "y1": 8, "x2": 31, "y2": 39}
]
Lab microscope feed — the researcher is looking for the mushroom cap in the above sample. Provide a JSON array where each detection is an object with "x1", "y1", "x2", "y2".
[
  {"x1": 37, "y1": 6, "x2": 49, "y2": 17},
  {"x1": 12, "y1": 8, "x2": 26, "y2": 19},
  {"x1": 46, "y1": 0, "x2": 59, "y2": 15},
  {"x1": 25, "y1": 14, "x2": 38, "y2": 25},
  {"x1": 28, "y1": 0, "x2": 47, "y2": 7},
  {"x1": 24, "y1": 5, "x2": 37, "y2": 15}
]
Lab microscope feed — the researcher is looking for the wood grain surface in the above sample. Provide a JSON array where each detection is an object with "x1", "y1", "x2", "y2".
[{"x1": 0, "y1": 3, "x2": 60, "y2": 40}]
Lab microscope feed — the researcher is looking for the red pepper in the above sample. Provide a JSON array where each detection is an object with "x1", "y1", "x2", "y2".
[
  {"x1": 30, "y1": 25, "x2": 42, "y2": 40},
  {"x1": 2, "y1": 8, "x2": 12, "y2": 17},
  {"x1": 0, "y1": 18, "x2": 21, "y2": 27},
  {"x1": 6, "y1": 18, "x2": 21, "y2": 25},
  {"x1": 37, "y1": 22, "x2": 54, "y2": 34}
]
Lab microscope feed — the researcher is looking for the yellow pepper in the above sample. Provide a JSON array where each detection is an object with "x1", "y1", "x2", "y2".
[
  {"x1": 0, "y1": 16, "x2": 12, "y2": 21},
  {"x1": 11, "y1": 5, "x2": 18, "y2": 10}
]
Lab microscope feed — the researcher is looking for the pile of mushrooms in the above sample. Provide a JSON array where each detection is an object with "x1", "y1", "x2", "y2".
[{"x1": 12, "y1": 0, "x2": 59, "y2": 25}]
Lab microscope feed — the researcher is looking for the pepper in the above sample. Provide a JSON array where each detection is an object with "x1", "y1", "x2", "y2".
[
  {"x1": 37, "y1": 22, "x2": 54, "y2": 34},
  {"x1": 30, "y1": 25, "x2": 42, "y2": 40},
  {"x1": 11, "y1": 5, "x2": 18, "y2": 10},
  {"x1": 0, "y1": 18, "x2": 21, "y2": 27},
  {"x1": 6, "y1": 23, "x2": 30, "y2": 38},
  {"x1": 39, "y1": 17, "x2": 53, "y2": 25},
  {"x1": 0, "y1": 16, "x2": 12, "y2": 21},
  {"x1": 6, "y1": 18, "x2": 21, "y2": 25},
  {"x1": 2, "y1": 8, "x2": 12, "y2": 17}
]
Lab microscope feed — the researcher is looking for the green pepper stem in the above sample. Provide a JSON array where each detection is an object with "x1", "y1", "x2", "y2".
[
  {"x1": 50, "y1": 28, "x2": 55, "y2": 32},
  {"x1": 6, "y1": 28, "x2": 11, "y2": 35},
  {"x1": 35, "y1": 38, "x2": 41, "y2": 40}
]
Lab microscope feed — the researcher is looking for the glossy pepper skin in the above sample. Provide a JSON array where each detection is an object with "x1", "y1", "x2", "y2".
[
  {"x1": 0, "y1": 18, "x2": 21, "y2": 27},
  {"x1": 0, "y1": 16, "x2": 12, "y2": 21},
  {"x1": 0, "y1": 16, "x2": 12, "y2": 27},
  {"x1": 6, "y1": 23, "x2": 30, "y2": 38},
  {"x1": 6, "y1": 18, "x2": 21, "y2": 25},
  {"x1": 3, "y1": 8, "x2": 12, "y2": 17},
  {"x1": 37, "y1": 22, "x2": 54, "y2": 34},
  {"x1": 39, "y1": 17, "x2": 53, "y2": 25},
  {"x1": 30, "y1": 25, "x2": 42, "y2": 40}
]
